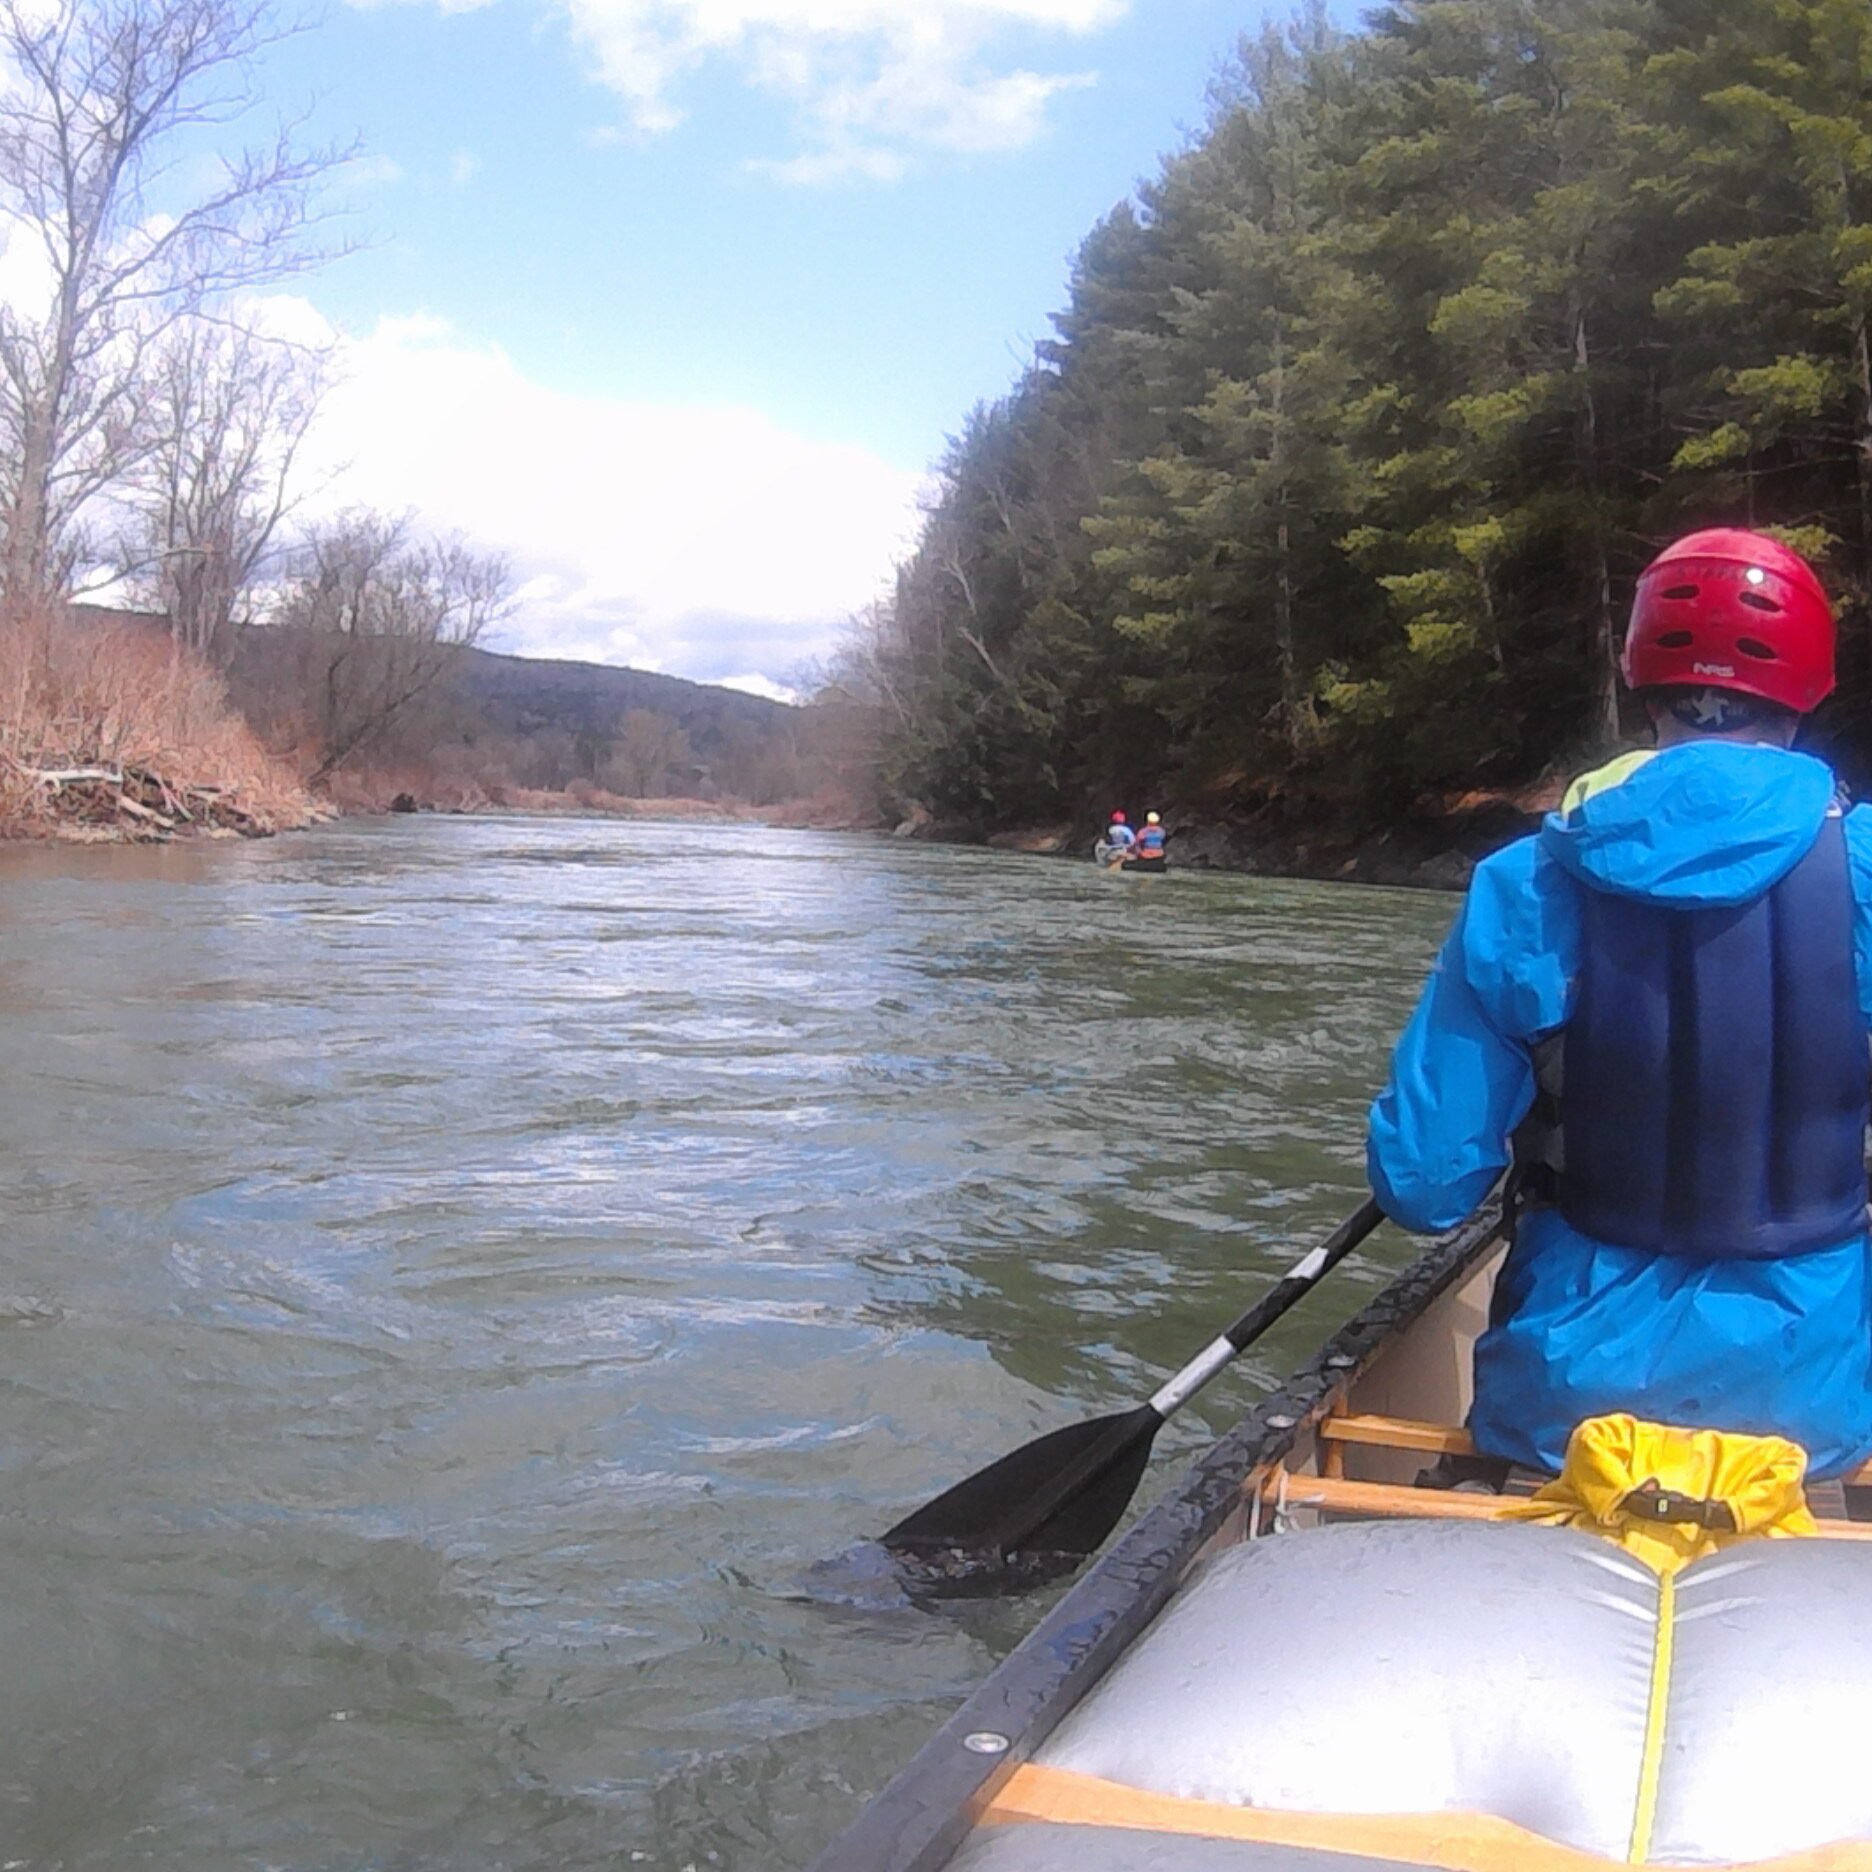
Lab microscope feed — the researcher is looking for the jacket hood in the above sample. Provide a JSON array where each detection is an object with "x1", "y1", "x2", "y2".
[{"x1": 1540, "y1": 742, "x2": 1839, "y2": 907}]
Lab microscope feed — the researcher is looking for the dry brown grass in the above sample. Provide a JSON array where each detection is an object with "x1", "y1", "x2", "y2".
[{"x1": 0, "y1": 612, "x2": 313, "y2": 838}]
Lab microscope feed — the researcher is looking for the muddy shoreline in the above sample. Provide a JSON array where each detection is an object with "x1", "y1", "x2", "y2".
[
  {"x1": 4, "y1": 780, "x2": 862, "y2": 846},
  {"x1": 895, "y1": 798, "x2": 1550, "y2": 892},
  {"x1": 5, "y1": 781, "x2": 1544, "y2": 886}
]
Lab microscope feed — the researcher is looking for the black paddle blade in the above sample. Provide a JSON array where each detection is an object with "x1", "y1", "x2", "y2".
[{"x1": 882, "y1": 1404, "x2": 1162, "y2": 1567}]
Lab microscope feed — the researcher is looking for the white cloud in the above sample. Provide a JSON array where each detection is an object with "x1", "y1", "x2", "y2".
[
  {"x1": 448, "y1": 147, "x2": 482, "y2": 184},
  {"x1": 372, "y1": 0, "x2": 1127, "y2": 177},
  {"x1": 289, "y1": 306, "x2": 921, "y2": 687},
  {"x1": 717, "y1": 672, "x2": 803, "y2": 703},
  {"x1": 340, "y1": 152, "x2": 407, "y2": 189},
  {"x1": 0, "y1": 222, "x2": 55, "y2": 320}
]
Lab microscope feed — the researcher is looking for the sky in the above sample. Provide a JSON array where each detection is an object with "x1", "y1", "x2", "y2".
[{"x1": 230, "y1": 0, "x2": 1322, "y2": 697}]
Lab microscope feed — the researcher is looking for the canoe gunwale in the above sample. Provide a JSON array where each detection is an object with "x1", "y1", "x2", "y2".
[{"x1": 806, "y1": 1199, "x2": 1508, "y2": 1872}]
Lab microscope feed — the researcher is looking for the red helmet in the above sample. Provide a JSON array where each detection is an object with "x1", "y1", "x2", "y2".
[
  {"x1": 1623, "y1": 528, "x2": 1834, "y2": 713},
  {"x1": 1110, "y1": 810, "x2": 1127, "y2": 823}
]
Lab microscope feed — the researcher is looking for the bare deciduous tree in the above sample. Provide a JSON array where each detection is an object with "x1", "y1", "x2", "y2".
[
  {"x1": 269, "y1": 509, "x2": 513, "y2": 786},
  {"x1": 131, "y1": 316, "x2": 330, "y2": 658},
  {"x1": 0, "y1": 0, "x2": 354, "y2": 617},
  {"x1": 823, "y1": 595, "x2": 913, "y2": 728},
  {"x1": 710, "y1": 715, "x2": 800, "y2": 804},
  {"x1": 604, "y1": 706, "x2": 696, "y2": 797}
]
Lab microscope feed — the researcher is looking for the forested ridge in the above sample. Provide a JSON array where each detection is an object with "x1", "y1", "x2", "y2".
[{"x1": 860, "y1": 0, "x2": 1872, "y2": 847}]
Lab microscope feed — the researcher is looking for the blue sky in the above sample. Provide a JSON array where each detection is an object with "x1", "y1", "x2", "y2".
[{"x1": 243, "y1": 0, "x2": 1329, "y2": 692}]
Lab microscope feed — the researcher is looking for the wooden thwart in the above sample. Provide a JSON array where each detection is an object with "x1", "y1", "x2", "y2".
[
  {"x1": 1320, "y1": 1413, "x2": 1477, "y2": 1457},
  {"x1": 1318, "y1": 1412, "x2": 1872, "y2": 1487},
  {"x1": 1265, "y1": 1469, "x2": 1872, "y2": 1541}
]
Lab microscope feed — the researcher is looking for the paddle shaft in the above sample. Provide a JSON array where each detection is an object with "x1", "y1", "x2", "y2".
[
  {"x1": 981, "y1": 1196, "x2": 1385, "y2": 1556},
  {"x1": 1146, "y1": 1195, "x2": 1385, "y2": 1417}
]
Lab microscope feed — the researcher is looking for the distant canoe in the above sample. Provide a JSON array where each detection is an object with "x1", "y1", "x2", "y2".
[{"x1": 1092, "y1": 843, "x2": 1165, "y2": 872}]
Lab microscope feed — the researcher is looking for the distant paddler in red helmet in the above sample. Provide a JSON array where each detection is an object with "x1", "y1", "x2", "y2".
[
  {"x1": 1095, "y1": 810, "x2": 1136, "y2": 869},
  {"x1": 1368, "y1": 528, "x2": 1872, "y2": 1494}
]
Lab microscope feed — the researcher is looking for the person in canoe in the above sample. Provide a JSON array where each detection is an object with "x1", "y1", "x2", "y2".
[
  {"x1": 1367, "y1": 528, "x2": 1872, "y2": 1491},
  {"x1": 1130, "y1": 811, "x2": 1167, "y2": 866},
  {"x1": 1095, "y1": 811, "x2": 1136, "y2": 867}
]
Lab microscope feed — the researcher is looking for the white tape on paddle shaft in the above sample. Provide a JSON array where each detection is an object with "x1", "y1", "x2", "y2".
[
  {"x1": 1289, "y1": 1243, "x2": 1333, "y2": 1282},
  {"x1": 1149, "y1": 1334, "x2": 1238, "y2": 1416}
]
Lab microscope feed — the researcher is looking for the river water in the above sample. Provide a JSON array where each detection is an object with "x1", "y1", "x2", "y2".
[{"x1": 0, "y1": 818, "x2": 1452, "y2": 1870}]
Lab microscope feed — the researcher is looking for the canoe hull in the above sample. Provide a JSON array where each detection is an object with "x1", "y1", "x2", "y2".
[
  {"x1": 1092, "y1": 843, "x2": 1166, "y2": 872},
  {"x1": 815, "y1": 1188, "x2": 1872, "y2": 1871},
  {"x1": 809, "y1": 1207, "x2": 1506, "y2": 1872}
]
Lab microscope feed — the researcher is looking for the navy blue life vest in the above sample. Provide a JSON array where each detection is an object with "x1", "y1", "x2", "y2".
[{"x1": 1557, "y1": 810, "x2": 1870, "y2": 1259}]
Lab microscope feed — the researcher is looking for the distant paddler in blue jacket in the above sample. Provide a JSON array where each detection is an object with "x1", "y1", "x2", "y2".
[
  {"x1": 1099, "y1": 811, "x2": 1136, "y2": 867},
  {"x1": 1368, "y1": 529, "x2": 1872, "y2": 1483}
]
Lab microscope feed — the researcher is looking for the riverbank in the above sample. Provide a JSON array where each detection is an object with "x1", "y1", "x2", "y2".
[
  {"x1": 4, "y1": 758, "x2": 327, "y2": 843},
  {"x1": 0, "y1": 618, "x2": 321, "y2": 845},
  {"x1": 324, "y1": 769, "x2": 881, "y2": 830},
  {"x1": 7, "y1": 765, "x2": 1537, "y2": 876},
  {"x1": 1, "y1": 610, "x2": 865, "y2": 847},
  {"x1": 4, "y1": 709, "x2": 876, "y2": 845},
  {"x1": 900, "y1": 787, "x2": 1559, "y2": 891},
  {"x1": 5, "y1": 786, "x2": 887, "y2": 846}
]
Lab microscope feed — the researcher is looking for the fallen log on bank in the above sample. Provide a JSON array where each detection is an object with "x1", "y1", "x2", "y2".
[
  {"x1": 33, "y1": 766, "x2": 123, "y2": 785},
  {"x1": 18, "y1": 758, "x2": 275, "y2": 840}
]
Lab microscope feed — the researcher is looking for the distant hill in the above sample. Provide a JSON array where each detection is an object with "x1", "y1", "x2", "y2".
[
  {"x1": 458, "y1": 644, "x2": 789, "y2": 755},
  {"x1": 82, "y1": 601, "x2": 813, "y2": 806},
  {"x1": 74, "y1": 604, "x2": 793, "y2": 755}
]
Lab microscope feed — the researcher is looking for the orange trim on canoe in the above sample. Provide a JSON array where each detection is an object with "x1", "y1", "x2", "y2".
[{"x1": 979, "y1": 1762, "x2": 1872, "y2": 1871}]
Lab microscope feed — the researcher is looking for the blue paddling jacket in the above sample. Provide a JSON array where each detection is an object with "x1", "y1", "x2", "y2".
[{"x1": 1368, "y1": 741, "x2": 1872, "y2": 1477}]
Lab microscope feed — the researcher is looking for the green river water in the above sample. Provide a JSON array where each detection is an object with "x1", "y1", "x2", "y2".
[{"x1": 0, "y1": 817, "x2": 1454, "y2": 1870}]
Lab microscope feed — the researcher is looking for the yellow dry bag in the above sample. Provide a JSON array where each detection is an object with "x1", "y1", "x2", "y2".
[{"x1": 1501, "y1": 1412, "x2": 1816, "y2": 1575}]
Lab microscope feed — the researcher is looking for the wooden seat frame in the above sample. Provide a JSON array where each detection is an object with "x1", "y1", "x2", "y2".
[{"x1": 1273, "y1": 1413, "x2": 1872, "y2": 1541}]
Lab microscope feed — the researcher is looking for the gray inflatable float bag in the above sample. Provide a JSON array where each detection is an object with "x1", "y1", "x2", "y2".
[{"x1": 953, "y1": 1520, "x2": 1872, "y2": 1869}]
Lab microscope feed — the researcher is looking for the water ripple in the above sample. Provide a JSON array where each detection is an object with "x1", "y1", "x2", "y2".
[{"x1": 0, "y1": 818, "x2": 1448, "y2": 1870}]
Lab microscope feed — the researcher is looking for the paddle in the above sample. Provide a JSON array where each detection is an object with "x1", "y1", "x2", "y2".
[{"x1": 882, "y1": 1195, "x2": 1385, "y2": 1576}]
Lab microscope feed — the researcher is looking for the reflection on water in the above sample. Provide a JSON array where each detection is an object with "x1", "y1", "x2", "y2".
[{"x1": 0, "y1": 818, "x2": 1451, "y2": 1869}]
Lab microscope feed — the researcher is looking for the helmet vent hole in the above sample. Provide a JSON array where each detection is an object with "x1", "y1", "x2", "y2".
[
  {"x1": 1655, "y1": 630, "x2": 1695, "y2": 648},
  {"x1": 1660, "y1": 584, "x2": 1699, "y2": 600},
  {"x1": 1737, "y1": 637, "x2": 1778, "y2": 660},
  {"x1": 1737, "y1": 590, "x2": 1781, "y2": 612}
]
